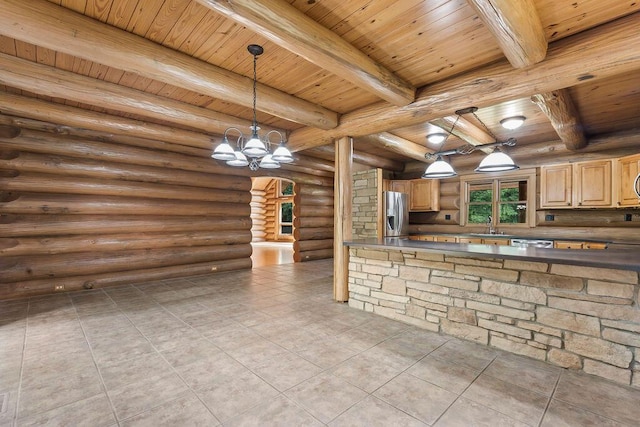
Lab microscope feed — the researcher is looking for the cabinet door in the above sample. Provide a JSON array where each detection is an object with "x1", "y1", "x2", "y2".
[
  {"x1": 482, "y1": 238, "x2": 510, "y2": 246},
  {"x1": 554, "y1": 241, "x2": 584, "y2": 249},
  {"x1": 389, "y1": 180, "x2": 410, "y2": 194},
  {"x1": 584, "y1": 242, "x2": 607, "y2": 250},
  {"x1": 540, "y1": 164, "x2": 572, "y2": 208},
  {"x1": 573, "y1": 160, "x2": 612, "y2": 207},
  {"x1": 617, "y1": 154, "x2": 640, "y2": 207},
  {"x1": 409, "y1": 179, "x2": 440, "y2": 211}
]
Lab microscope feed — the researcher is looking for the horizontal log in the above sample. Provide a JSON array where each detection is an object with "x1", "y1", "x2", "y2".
[
  {"x1": 439, "y1": 181, "x2": 461, "y2": 196},
  {"x1": 298, "y1": 205, "x2": 334, "y2": 217},
  {"x1": 296, "y1": 227, "x2": 334, "y2": 240},
  {"x1": 0, "y1": 172, "x2": 252, "y2": 204},
  {"x1": 294, "y1": 248, "x2": 333, "y2": 262},
  {"x1": 0, "y1": 149, "x2": 252, "y2": 191},
  {"x1": 293, "y1": 216, "x2": 335, "y2": 229},
  {"x1": 0, "y1": 214, "x2": 251, "y2": 237},
  {"x1": 297, "y1": 185, "x2": 334, "y2": 197},
  {"x1": 296, "y1": 195, "x2": 334, "y2": 206},
  {"x1": 0, "y1": 258, "x2": 252, "y2": 299},
  {"x1": 0, "y1": 230, "x2": 253, "y2": 256},
  {"x1": 409, "y1": 210, "x2": 460, "y2": 225},
  {"x1": 0, "y1": 193, "x2": 250, "y2": 217},
  {"x1": 2, "y1": 244, "x2": 252, "y2": 283},
  {"x1": 0, "y1": 125, "x2": 20, "y2": 139},
  {"x1": 439, "y1": 195, "x2": 460, "y2": 211},
  {"x1": 294, "y1": 239, "x2": 334, "y2": 252},
  {"x1": 0, "y1": 129, "x2": 334, "y2": 186}
]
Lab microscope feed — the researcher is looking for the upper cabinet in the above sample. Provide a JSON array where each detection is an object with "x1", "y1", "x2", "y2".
[
  {"x1": 386, "y1": 179, "x2": 440, "y2": 212},
  {"x1": 540, "y1": 160, "x2": 613, "y2": 209},
  {"x1": 573, "y1": 160, "x2": 612, "y2": 207},
  {"x1": 540, "y1": 164, "x2": 572, "y2": 208},
  {"x1": 409, "y1": 179, "x2": 440, "y2": 212},
  {"x1": 616, "y1": 153, "x2": 640, "y2": 207}
]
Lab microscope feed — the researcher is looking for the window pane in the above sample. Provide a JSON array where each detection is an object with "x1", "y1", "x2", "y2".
[
  {"x1": 468, "y1": 204, "x2": 492, "y2": 223},
  {"x1": 500, "y1": 180, "x2": 527, "y2": 201},
  {"x1": 499, "y1": 202, "x2": 527, "y2": 223},
  {"x1": 281, "y1": 202, "x2": 292, "y2": 222},
  {"x1": 281, "y1": 225, "x2": 293, "y2": 234},
  {"x1": 469, "y1": 183, "x2": 492, "y2": 202},
  {"x1": 281, "y1": 182, "x2": 294, "y2": 196}
]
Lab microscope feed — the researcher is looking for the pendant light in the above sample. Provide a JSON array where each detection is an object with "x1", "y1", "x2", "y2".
[
  {"x1": 422, "y1": 115, "x2": 460, "y2": 179},
  {"x1": 475, "y1": 148, "x2": 520, "y2": 172},
  {"x1": 211, "y1": 45, "x2": 294, "y2": 171}
]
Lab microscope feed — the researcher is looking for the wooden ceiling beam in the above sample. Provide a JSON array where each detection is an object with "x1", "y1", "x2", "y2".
[
  {"x1": 466, "y1": 0, "x2": 547, "y2": 68},
  {"x1": 195, "y1": 0, "x2": 415, "y2": 106},
  {"x1": 0, "y1": 52, "x2": 285, "y2": 137},
  {"x1": 531, "y1": 89, "x2": 588, "y2": 150},
  {"x1": 303, "y1": 145, "x2": 404, "y2": 172},
  {"x1": 287, "y1": 13, "x2": 640, "y2": 151},
  {"x1": 355, "y1": 133, "x2": 430, "y2": 163},
  {"x1": 0, "y1": 0, "x2": 338, "y2": 129},
  {"x1": 430, "y1": 116, "x2": 494, "y2": 153}
]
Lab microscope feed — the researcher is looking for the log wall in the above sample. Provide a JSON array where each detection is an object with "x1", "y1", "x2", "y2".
[
  {"x1": 250, "y1": 188, "x2": 267, "y2": 242},
  {"x1": 293, "y1": 183, "x2": 334, "y2": 261},
  {"x1": 0, "y1": 127, "x2": 334, "y2": 299}
]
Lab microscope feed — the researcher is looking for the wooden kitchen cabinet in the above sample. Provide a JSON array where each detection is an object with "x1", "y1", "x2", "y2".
[
  {"x1": 409, "y1": 179, "x2": 440, "y2": 212},
  {"x1": 554, "y1": 240, "x2": 583, "y2": 249},
  {"x1": 482, "y1": 238, "x2": 510, "y2": 246},
  {"x1": 435, "y1": 235, "x2": 456, "y2": 243},
  {"x1": 540, "y1": 164, "x2": 572, "y2": 208},
  {"x1": 389, "y1": 180, "x2": 410, "y2": 194},
  {"x1": 573, "y1": 160, "x2": 613, "y2": 207},
  {"x1": 616, "y1": 153, "x2": 640, "y2": 207},
  {"x1": 540, "y1": 160, "x2": 613, "y2": 208},
  {"x1": 458, "y1": 237, "x2": 483, "y2": 244}
]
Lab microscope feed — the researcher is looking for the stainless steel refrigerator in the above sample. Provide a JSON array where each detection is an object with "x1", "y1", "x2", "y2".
[{"x1": 383, "y1": 191, "x2": 409, "y2": 237}]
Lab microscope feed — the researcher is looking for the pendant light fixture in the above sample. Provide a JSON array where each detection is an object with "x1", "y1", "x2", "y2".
[
  {"x1": 423, "y1": 107, "x2": 520, "y2": 177},
  {"x1": 212, "y1": 45, "x2": 294, "y2": 171}
]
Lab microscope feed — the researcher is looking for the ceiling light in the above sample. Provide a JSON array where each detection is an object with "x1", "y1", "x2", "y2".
[
  {"x1": 211, "y1": 45, "x2": 294, "y2": 171},
  {"x1": 422, "y1": 155, "x2": 457, "y2": 179},
  {"x1": 475, "y1": 148, "x2": 519, "y2": 173},
  {"x1": 424, "y1": 107, "x2": 520, "y2": 174},
  {"x1": 427, "y1": 132, "x2": 448, "y2": 145},
  {"x1": 500, "y1": 116, "x2": 526, "y2": 130}
]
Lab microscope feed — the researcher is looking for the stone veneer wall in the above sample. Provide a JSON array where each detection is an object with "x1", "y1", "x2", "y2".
[
  {"x1": 348, "y1": 247, "x2": 640, "y2": 387},
  {"x1": 352, "y1": 169, "x2": 379, "y2": 239}
]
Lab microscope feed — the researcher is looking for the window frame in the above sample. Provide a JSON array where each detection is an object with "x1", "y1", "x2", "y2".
[
  {"x1": 460, "y1": 168, "x2": 536, "y2": 229},
  {"x1": 275, "y1": 179, "x2": 294, "y2": 240}
]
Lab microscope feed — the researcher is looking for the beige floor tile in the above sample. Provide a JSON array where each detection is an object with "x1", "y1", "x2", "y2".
[
  {"x1": 285, "y1": 373, "x2": 368, "y2": 423},
  {"x1": 175, "y1": 353, "x2": 247, "y2": 392},
  {"x1": 374, "y1": 372, "x2": 457, "y2": 425},
  {"x1": 195, "y1": 367, "x2": 279, "y2": 422},
  {"x1": 435, "y1": 397, "x2": 529, "y2": 427},
  {"x1": 250, "y1": 350, "x2": 322, "y2": 392},
  {"x1": 462, "y1": 373, "x2": 548, "y2": 426},
  {"x1": 120, "y1": 390, "x2": 219, "y2": 427},
  {"x1": 484, "y1": 353, "x2": 561, "y2": 397},
  {"x1": 553, "y1": 371, "x2": 640, "y2": 425},
  {"x1": 295, "y1": 337, "x2": 360, "y2": 369},
  {"x1": 408, "y1": 355, "x2": 480, "y2": 394},
  {"x1": 430, "y1": 338, "x2": 499, "y2": 370},
  {"x1": 225, "y1": 338, "x2": 288, "y2": 368},
  {"x1": 160, "y1": 338, "x2": 222, "y2": 369},
  {"x1": 541, "y1": 399, "x2": 626, "y2": 427},
  {"x1": 108, "y1": 372, "x2": 189, "y2": 421},
  {"x1": 0, "y1": 389, "x2": 19, "y2": 426},
  {"x1": 329, "y1": 395, "x2": 426, "y2": 427},
  {"x1": 18, "y1": 393, "x2": 115, "y2": 427},
  {"x1": 225, "y1": 394, "x2": 321, "y2": 427},
  {"x1": 99, "y1": 352, "x2": 174, "y2": 390},
  {"x1": 330, "y1": 348, "x2": 412, "y2": 393}
]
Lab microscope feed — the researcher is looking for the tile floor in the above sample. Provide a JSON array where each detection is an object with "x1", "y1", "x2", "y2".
[{"x1": 1, "y1": 259, "x2": 639, "y2": 426}]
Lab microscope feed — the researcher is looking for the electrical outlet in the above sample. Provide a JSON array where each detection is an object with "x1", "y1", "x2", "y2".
[
  {"x1": 211, "y1": 266, "x2": 218, "y2": 271},
  {"x1": 445, "y1": 214, "x2": 451, "y2": 220},
  {"x1": 624, "y1": 214, "x2": 632, "y2": 221},
  {"x1": 54, "y1": 284, "x2": 65, "y2": 291},
  {"x1": 545, "y1": 214, "x2": 555, "y2": 221}
]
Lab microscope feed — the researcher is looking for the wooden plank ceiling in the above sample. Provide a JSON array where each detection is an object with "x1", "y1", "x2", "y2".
[{"x1": 0, "y1": 0, "x2": 639, "y2": 169}]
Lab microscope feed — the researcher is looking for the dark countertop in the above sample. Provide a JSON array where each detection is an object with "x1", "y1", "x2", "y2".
[
  {"x1": 345, "y1": 238, "x2": 640, "y2": 272},
  {"x1": 408, "y1": 232, "x2": 609, "y2": 243}
]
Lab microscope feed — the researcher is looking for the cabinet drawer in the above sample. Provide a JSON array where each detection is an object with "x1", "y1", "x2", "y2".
[{"x1": 554, "y1": 241, "x2": 584, "y2": 249}]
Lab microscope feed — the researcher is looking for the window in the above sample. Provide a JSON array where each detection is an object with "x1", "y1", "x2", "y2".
[
  {"x1": 460, "y1": 169, "x2": 536, "y2": 229},
  {"x1": 276, "y1": 179, "x2": 294, "y2": 238}
]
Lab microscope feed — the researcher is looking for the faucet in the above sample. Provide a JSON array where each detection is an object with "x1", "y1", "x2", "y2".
[{"x1": 487, "y1": 216, "x2": 496, "y2": 234}]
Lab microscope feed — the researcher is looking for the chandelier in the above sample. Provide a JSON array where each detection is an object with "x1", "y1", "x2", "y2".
[
  {"x1": 212, "y1": 44, "x2": 294, "y2": 171},
  {"x1": 423, "y1": 107, "x2": 521, "y2": 179}
]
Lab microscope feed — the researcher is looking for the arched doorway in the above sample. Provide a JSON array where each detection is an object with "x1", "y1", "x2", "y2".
[{"x1": 250, "y1": 177, "x2": 295, "y2": 267}]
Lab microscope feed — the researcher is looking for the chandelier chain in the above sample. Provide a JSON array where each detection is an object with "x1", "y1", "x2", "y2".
[
  {"x1": 471, "y1": 110, "x2": 498, "y2": 142},
  {"x1": 252, "y1": 51, "x2": 258, "y2": 129}
]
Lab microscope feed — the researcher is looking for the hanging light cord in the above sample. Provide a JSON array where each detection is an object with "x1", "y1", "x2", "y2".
[
  {"x1": 471, "y1": 110, "x2": 498, "y2": 142},
  {"x1": 252, "y1": 51, "x2": 258, "y2": 129}
]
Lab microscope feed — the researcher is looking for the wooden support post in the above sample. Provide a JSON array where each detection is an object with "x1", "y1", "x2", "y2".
[{"x1": 333, "y1": 136, "x2": 352, "y2": 302}]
